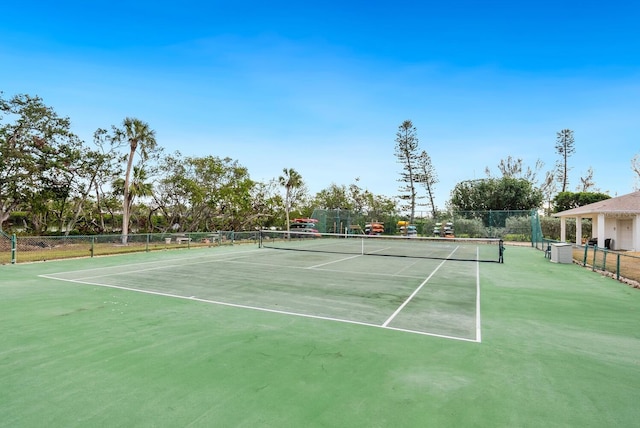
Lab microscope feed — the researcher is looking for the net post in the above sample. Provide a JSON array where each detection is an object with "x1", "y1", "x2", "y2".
[{"x1": 11, "y1": 233, "x2": 17, "y2": 264}]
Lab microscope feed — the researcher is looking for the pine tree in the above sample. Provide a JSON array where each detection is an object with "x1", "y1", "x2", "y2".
[
  {"x1": 555, "y1": 129, "x2": 575, "y2": 192},
  {"x1": 394, "y1": 120, "x2": 420, "y2": 224},
  {"x1": 416, "y1": 150, "x2": 438, "y2": 218}
]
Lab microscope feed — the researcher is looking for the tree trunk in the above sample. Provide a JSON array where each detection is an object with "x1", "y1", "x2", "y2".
[{"x1": 121, "y1": 147, "x2": 136, "y2": 244}]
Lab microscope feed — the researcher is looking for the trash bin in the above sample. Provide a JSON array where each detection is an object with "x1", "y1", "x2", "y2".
[
  {"x1": 164, "y1": 238, "x2": 172, "y2": 244},
  {"x1": 550, "y1": 243, "x2": 573, "y2": 263},
  {"x1": 604, "y1": 238, "x2": 612, "y2": 249}
]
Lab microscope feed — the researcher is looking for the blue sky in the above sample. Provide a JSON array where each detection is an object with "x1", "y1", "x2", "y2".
[{"x1": 2, "y1": 1, "x2": 639, "y2": 210}]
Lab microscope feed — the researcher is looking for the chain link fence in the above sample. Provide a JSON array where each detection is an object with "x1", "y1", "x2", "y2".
[
  {"x1": 5, "y1": 221, "x2": 640, "y2": 286},
  {"x1": 307, "y1": 209, "x2": 537, "y2": 239},
  {"x1": 531, "y1": 214, "x2": 640, "y2": 286},
  {"x1": 574, "y1": 245, "x2": 640, "y2": 286},
  {"x1": 0, "y1": 230, "x2": 14, "y2": 264},
  {"x1": 423, "y1": 210, "x2": 536, "y2": 240},
  {"x1": 1, "y1": 231, "x2": 259, "y2": 264}
]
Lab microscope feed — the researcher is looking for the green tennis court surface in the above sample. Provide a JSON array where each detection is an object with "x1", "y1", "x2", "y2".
[
  {"x1": 2, "y1": 244, "x2": 640, "y2": 427},
  {"x1": 39, "y1": 247, "x2": 482, "y2": 341}
]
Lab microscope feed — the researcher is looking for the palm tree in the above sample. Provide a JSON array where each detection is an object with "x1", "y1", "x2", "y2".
[
  {"x1": 113, "y1": 166, "x2": 154, "y2": 220},
  {"x1": 114, "y1": 118, "x2": 156, "y2": 243},
  {"x1": 278, "y1": 168, "x2": 303, "y2": 233}
]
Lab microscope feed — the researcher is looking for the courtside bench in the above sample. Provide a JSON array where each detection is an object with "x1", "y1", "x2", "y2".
[{"x1": 173, "y1": 234, "x2": 192, "y2": 244}]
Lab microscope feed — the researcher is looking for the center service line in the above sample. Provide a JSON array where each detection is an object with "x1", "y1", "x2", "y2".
[{"x1": 382, "y1": 246, "x2": 458, "y2": 327}]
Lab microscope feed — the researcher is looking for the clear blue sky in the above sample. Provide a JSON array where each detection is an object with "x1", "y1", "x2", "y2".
[{"x1": 2, "y1": 1, "x2": 639, "y2": 210}]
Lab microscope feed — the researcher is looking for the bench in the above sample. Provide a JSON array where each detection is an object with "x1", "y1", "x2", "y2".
[{"x1": 200, "y1": 233, "x2": 220, "y2": 244}]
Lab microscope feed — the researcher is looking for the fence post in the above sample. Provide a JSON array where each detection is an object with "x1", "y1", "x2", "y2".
[
  {"x1": 592, "y1": 246, "x2": 598, "y2": 271},
  {"x1": 11, "y1": 234, "x2": 17, "y2": 264},
  {"x1": 90, "y1": 237, "x2": 95, "y2": 258},
  {"x1": 146, "y1": 234, "x2": 150, "y2": 252},
  {"x1": 616, "y1": 254, "x2": 621, "y2": 281}
]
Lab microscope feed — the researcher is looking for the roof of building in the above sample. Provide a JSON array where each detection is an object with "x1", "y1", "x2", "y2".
[{"x1": 553, "y1": 191, "x2": 640, "y2": 217}]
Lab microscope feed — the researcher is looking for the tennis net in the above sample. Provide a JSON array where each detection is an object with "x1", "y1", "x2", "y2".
[{"x1": 259, "y1": 230, "x2": 504, "y2": 262}]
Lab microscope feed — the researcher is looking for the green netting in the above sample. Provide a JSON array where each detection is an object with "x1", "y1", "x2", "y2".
[
  {"x1": 308, "y1": 209, "x2": 537, "y2": 240},
  {"x1": 310, "y1": 209, "x2": 366, "y2": 233},
  {"x1": 531, "y1": 210, "x2": 544, "y2": 250},
  {"x1": 422, "y1": 210, "x2": 536, "y2": 240}
]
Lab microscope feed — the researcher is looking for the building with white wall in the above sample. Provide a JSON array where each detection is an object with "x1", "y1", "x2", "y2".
[{"x1": 553, "y1": 191, "x2": 640, "y2": 251}]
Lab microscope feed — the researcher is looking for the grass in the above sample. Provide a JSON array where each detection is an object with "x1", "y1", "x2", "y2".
[{"x1": 574, "y1": 246, "x2": 640, "y2": 285}]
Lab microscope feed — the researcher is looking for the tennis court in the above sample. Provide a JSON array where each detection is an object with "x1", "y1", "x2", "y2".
[
  {"x1": 39, "y1": 238, "x2": 484, "y2": 342},
  {"x1": 2, "y1": 241, "x2": 640, "y2": 427}
]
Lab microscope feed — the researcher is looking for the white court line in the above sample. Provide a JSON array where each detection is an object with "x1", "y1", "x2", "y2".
[
  {"x1": 368, "y1": 246, "x2": 392, "y2": 254},
  {"x1": 39, "y1": 245, "x2": 482, "y2": 342},
  {"x1": 392, "y1": 258, "x2": 420, "y2": 276},
  {"x1": 41, "y1": 250, "x2": 429, "y2": 282},
  {"x1": 42, "y1": 255, "x2": 250, "y2": 281},
  {"x1": 42, "y1": 248, "x2": 264, "y2": 277},
  {"x1": 380, "y1": 245, "x2": 483, "y2": 343},
  {"x1": 382, "y1": 257, "x2": 450, "y2": 328},
  {"x1": 38, "y1": 274, "x2": 477, "y2": 342},
  {"x1": 306, "y1": 254, "x2": 363, "y2": 269},
  {"x1": 218, "y1": 249, "x2": 426, "y2": 279}
]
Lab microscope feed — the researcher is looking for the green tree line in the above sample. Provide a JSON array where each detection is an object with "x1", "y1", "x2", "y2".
[
  {"x1": 0, "y1": 93, "x2": 397, "y2": 235},
  {"x1": 2, "y1": 93, "x2": 624, "y2": 236}
]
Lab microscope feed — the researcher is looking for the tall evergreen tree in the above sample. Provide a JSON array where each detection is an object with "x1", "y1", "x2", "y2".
[
  {"x1": 394, "y1": 120, "x2": 420, "y2": 224},
  {"x1": 416, "y1": 150, "x2": 438, "y2": 218},
  {"x1": 555, "y1": 129, "x2": 575, "y2": 192}
]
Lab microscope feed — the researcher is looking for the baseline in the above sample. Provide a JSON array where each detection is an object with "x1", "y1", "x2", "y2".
[{"x1": 39, "y1": 272, "x2": 476, "y2": 342}]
